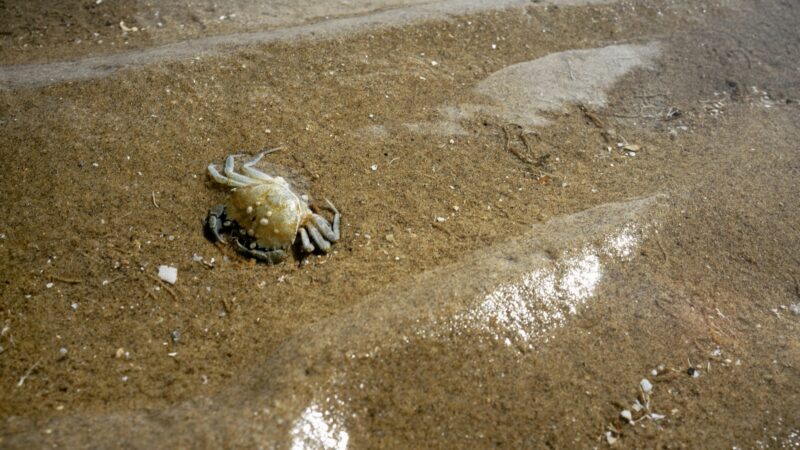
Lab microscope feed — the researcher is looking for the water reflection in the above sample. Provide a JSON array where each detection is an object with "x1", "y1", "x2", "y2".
[
  {"x1": 428, "y1": 222, "x2": 644, "y2": 349},
  {"x1": 290, "y1": 401, "x2": 349, "y2": 450},
  {"x1": 288, "y1": 217, "x2": 649, "y2": 446},
  {"x1": 604, "y1": 224, "x2": 639, "y2": 259}
]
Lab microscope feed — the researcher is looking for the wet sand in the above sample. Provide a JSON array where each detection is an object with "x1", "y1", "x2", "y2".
[{"x1": 1, "y1": 0, "x2": 799, "y2": 448}]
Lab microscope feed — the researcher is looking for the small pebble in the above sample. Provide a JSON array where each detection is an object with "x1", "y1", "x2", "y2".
[
  {"x1": 640, "y1": 378, "x2": 653, "y2": 393},
  {"x1": 70, "y1": 302, "x2": 79, "y2": 310},
  {"x1": 158, "y1": 265, "x2": 178, "y2": 284},
  {"x1": 687, "y1": 367, "x2": 700, "y2": 378},
  {"x1": 435, "y1": 217, "x2": 447, "y2": 223},
  {"x1": 789, "y1": 303, "x2": 800, "y2": 315},
  {"x1": 371, "y1": 164, "x2": 378, "y2": 171},
  {"x1": 58, "y1": 347, "x2": 68, "y2": 358},
  {"x1": 171, "y1": 330, "x2": 181, "y2": 344},
  {"x1": 46, "y1": 282, "x2": 54, "y2": 289},
  {"x1": 620, "y1": 410, "x2": 633, "y2": 422}
]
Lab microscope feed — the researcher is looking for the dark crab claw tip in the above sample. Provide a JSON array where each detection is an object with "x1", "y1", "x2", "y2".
[
  {"x1": 204, "y1": 220, "x2": 225, "y2": 244},
  {"x1": 204, "y1": 205, "x2": 227, "y2": 243}
]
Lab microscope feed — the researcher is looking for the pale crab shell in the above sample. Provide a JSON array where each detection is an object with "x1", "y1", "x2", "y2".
[{"x1": 226, "y1": 178, "x2": 313, "y2": 251}]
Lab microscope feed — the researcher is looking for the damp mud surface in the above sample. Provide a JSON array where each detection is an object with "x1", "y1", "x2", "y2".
[{"x1": 1, "y1": 0, "x2": 799, "y2": 448}]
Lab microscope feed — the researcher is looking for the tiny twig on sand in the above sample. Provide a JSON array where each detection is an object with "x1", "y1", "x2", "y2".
[
  {"x1": 432, "y1": 222, "x2": 451, "y2": 235},
  {"x1": 161, "y1": 283, "x2": 179, "y2": 302},
  {"x1": 579, "y1": 104, "x2": 605, "y2": 129},
  {"x1": 502, "y1": 125, "x2": 535, "y2": 165},
  {"x1": 655, "y1": 235, "x2": 668, "y2": 261},
  {"x1": 17, "y1": 359, "x2": 43, "y2": 387},
  {"x1": 579, "y1": 104, "x2": 616, "y2": 144},
  {"x1": 48, "y1": 274, "x2": 82, "y2": 284},
  {"x1": 152, "y1": 192, "x2": 159, "y2": 208},
  {"x1": 146, "y1": 274, "x2": 180, "y2": 301}
]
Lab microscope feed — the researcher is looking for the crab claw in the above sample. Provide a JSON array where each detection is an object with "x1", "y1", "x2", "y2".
[
  {"x1": 232, "y1": 239, "x2": 288, "y2": 265},
  {"x1": 204, "y1": 204, "x2": 227, "y2": 244}
]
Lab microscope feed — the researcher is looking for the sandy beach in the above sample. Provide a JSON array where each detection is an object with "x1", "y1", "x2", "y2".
[{"x1": 1, "y1": 0, "x2": 799, "y2": 447}]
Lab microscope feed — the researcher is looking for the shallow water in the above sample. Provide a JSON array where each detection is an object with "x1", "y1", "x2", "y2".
[
  {"x1": 4, "y1": 196, "x2": 662, "y2": 447},
  {"x1": 285, "y1": 196, "x2": 659, "y2": 447}
]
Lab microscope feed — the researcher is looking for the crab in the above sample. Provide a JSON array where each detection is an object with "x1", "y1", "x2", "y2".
[{"x1": 204, "y1": 150, "x2": 340, "y2": 264}]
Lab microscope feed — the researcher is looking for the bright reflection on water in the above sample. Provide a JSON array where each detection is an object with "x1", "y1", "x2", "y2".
[
  {"x1": 429, "y1": 222, "x2": 644, "y2": 348},
  {"x1": 286, "y1": 221, "x2": 646, "y2": 447},
  {"x1": 290, "y1": 402, "x2": 349, "y2": 450},
  {"x1": 604, "y1": 224, "x2": 639, "y2": 259}
]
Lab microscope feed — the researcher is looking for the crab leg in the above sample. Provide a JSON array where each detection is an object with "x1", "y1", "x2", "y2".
[
  {"x1": 312, "y1": 214, "x2": 339, "y2": 242},
  {"x1": 241, "y1": 148, "x2": 284, "y2": 181},
  {"x1": 299, "y1": 228, "x2": 315, "y2": 253},
  {"x1": 325, "y1": 199, "x2": 341, "y2": 240},
  {"x1": 223, "y1": 155, "x2": 260, "y2": 185},
  {"x1": 307, "y1": 226, "x2": 331, "y2": 253},
  {"x1": 208, "y1": 164, "x2": 248, "y2": 187}
]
